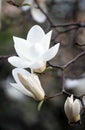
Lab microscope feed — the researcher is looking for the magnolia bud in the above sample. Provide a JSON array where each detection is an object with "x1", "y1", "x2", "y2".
[
  {"x1": 18, "y1": 73, "x2": 45, "y2": 101},
  {"x1": 64, "y1": 95, "x2": 80, "y2": 124},
  {"x1": 11, "y1": 68, "x2": 45, "y2": 101}
]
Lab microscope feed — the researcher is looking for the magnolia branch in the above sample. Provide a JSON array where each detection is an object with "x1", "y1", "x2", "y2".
[
  {"x1": 3, "y1": 0, "x2": 85, "y2": 103},
  {"x1": 48, "y1": 50, "x2": 85, "y2": 70},
  {"x1": 47, "y1": 50, "x2": 85, "y2": 100}
]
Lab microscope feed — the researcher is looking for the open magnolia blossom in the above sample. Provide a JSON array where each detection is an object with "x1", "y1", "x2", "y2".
[
  {"x1": 64, "y1": 95, "x2": 80, "y2": 124},
  {"x1": 21, "y1": 0, "x2": 47, "y2": 23},
  {"x1": 10, "y1": 68, "x2": 45, "y2": 101},
  {"x1": 8, "y1": 25, "x2": 60, "y2": 73}
]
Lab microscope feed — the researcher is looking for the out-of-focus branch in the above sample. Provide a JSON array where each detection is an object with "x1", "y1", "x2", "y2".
[{"x1": 0, "y1": 55, "x2": 12, "y2": 60}]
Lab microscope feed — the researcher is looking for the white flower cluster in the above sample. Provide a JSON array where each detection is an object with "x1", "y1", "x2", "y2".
[
  {"x1": 8, "y1": 25, "x2": 81, "y2": 124},
  {"x1": 8, "y1": 25, "x2": 60, "y2": 101}
]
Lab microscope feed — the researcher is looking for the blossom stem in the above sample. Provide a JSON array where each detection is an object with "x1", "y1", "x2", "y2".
[{"x1": 45, "y1": 92, "x2": 63, "y2": 100}]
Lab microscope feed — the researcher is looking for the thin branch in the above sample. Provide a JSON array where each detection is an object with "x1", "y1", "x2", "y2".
[
  {"x1": 62, "y1": 70, "x2": 65, "y2": 91},
  {"x1": 34, "y1": 0, "x2": 53, "y2": 26},
  {"x1": 53, "y1": 22, "x2": 85, "y2": 28},
  {"x1": 58, "y1": 26, "x2": 79, "y2": 34},
  {"x1": 63, "y1": 51, "x2": 85, "y2": 69},
  {"x1": 45, "y1": 92, "x2": 63, "y2": 100},
  {"x1": 48, "y1": 50, "x2": 85, "y2": 70}
]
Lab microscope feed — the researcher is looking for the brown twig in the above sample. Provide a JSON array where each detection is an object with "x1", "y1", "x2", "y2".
[{"x1": 48, "y1": 50, "x2": 85, "y2": 70}]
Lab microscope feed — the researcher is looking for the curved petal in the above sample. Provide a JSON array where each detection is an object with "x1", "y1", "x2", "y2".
[
  {"x1": 8, "y1": 56, "x2": 31, "y2": 68},
  {"x1": 72, "y1": 99, "x2": 80, "y2": 116},
  {"x1": 42, "y1": 43, "x2": 60, "y2": 61},
  {"x1": 40, "y1": 31, "x2": 52, "y2": 51},
  {"x1": 12, "y1": 68, "x2": 43, "y2": 90},
  {"x1": 13, "y1": 36, "x2": 31, "y2": 59},
  {"x1": 12, "y1": 68, "x2": 30, "y2": 84},
  {"x1": 64, "y1": 97, "x2": 73, "y2": 121},
  {"x1": 27, "y1": 25, "x2": 45, "y2": 44},
  {"x1": 11, "y1": 68, "x2": 35, "y2": 98},
  {"x1": 31, "y1": 6, "x2": 46, "y2": 23},
  {"x1": 10, "y1": 83, "x2": 34, "y2": 98},
  {"x1": 12, "y1": 68, "x2": 45, "y2": 100}
]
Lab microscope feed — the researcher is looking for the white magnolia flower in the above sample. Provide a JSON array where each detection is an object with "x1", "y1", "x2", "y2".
[
  {"x1": 8, "y1": 25, "x2": 60, "y2": 73},
  {"x1": 22, "y1": 0, "x2": 47, "y2": 23},
  {"x1": 10, "y1": 68, "x2": 45, "y2": 101},
  {"x1": 64, "y1": 95, "x2": 80, "y2": 123}
]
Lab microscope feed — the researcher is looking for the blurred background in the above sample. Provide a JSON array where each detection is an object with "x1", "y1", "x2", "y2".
[{"x1": 0, "y1": 0, "x2": 85, "y2": 130}]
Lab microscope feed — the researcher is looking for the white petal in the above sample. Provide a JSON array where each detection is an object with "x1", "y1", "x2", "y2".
[
  {"x1": 64, "y1": 97, "x2": 72, "y2": 119},
  {"x1": 30, "y1": 61, "x2": 45, "y2": 69},
  {"x1": 21, "y1": 4, "x2": 30, "y2": 11},
  {"x1": 70, "y1": 95, "x2": 74, "y2": 103},
  {"x1": 11, "y1": 68, "x2": 35, "y2": 98},
  {"x1": 82, "y1": 96, "x2": 85, "y2": 105},
  {"x1": 27, "y1": 25, "x2": 45, "y2": 43},
  {"x1": 31, "y1": 6, "x2": 46, "y2": 23},
  {"x1": 13, "y1": 36, "x2": 31, "y2": 59},
  {"x1": 10, "y1": 83, "x2": 34, "y2": 98},
  {"x1": 40, "y1": 31, "x2": 52, "y2": 51},
  {"x1": 12, "y1": 68, "x2": 29, "y2": 84},
  {"x1": 72, "y1": 99, "x2": 80, "y2": 116},
  {"x1": 42, "y1": 43, "x2": 60, "y2": 61},
  {"x1": 12, "y1": 68, "x2": 45, "y2": 100},
  {"x1": 21, "y1": 0, "x2": 33, "y2": 11},
  {"x1": 27, "y1": 73, "x2": 44, "y2": 93},
  {"x1": 33, "y1": 63, "x2": 46, "y2": 73},
  {"x1": 65, "y1": 79, "x2": 79, "y2": 89},
  {"x1": 26, "y1": 43, "x2": 44, "y2": 61},
  {"x1": 8, "y1": 56, "x2": 31, "y2": 68},
  {"x1": 18, "y1": 73, "x2": 45, "y2": 100},
  {"x1": 31, "y1": 74, "x2": 42, "y2": 90},
  {"x1": 12, "y1": 68, "x2": 43, "y2": 91}
]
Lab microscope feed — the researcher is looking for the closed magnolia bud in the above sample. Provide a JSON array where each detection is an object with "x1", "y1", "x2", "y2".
[
  {"x1": 18, "y1": 73, "x2": 45, "y2": 101},
  {"x1": 10, "y1": 68, "x2": 45, "y2": 101},
  {"x1": 64, "y1": 95, "x2": 80, "y2": 124}
]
